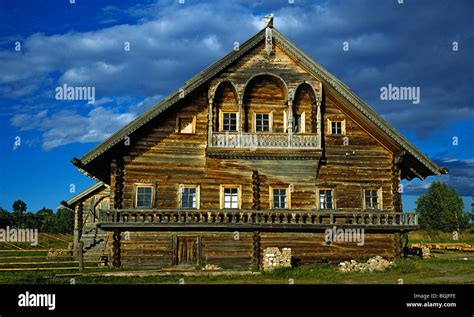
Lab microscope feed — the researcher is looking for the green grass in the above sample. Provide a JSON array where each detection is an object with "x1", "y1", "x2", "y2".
[
  {"x1": 408, "y1": 230, "x2": 474, "y2": 244},
  {"x1": 0, "y1": 252, "x2": 471, "y2": 285},
  {"x1": 0, "y1": 231, "x2": 472, "y2": 284}
]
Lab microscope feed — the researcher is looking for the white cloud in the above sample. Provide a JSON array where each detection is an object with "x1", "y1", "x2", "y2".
[{"x1": 10, "y1": 107, "x2": 135, "y2": 151}]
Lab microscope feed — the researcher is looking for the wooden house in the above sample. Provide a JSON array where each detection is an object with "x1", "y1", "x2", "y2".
[{"x1": 64, "y1": 21, "x2": 446, "y2": 269}]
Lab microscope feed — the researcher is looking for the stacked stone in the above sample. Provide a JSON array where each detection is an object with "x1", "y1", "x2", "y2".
[
  {"x1": 338, "y1": 256, "x2": 394, "y2": 272},
  {"x1": 421, "y1": 246, "x2": 430, "y2": 259},
  {"x1": 202, "y1": 264, "x2": 221, "y2": 270},
  {"x1": 263, "y1": 247, "x2": 292, "y2": 271},
  {"x1": 280, "y1": 248, "x2": 292, "y2": 268}
]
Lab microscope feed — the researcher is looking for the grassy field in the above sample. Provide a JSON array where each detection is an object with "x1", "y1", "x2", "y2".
[{"x1": 0, "y1": 231, "x2": 472, "y2": 284}]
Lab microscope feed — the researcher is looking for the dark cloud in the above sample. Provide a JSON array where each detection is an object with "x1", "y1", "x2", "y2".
[
  {"x1": 404, "y1": 159, "x2": 474, "y2": 196},
  {"x1": 0, "y1": 0, "x2": 472, "y2": 154}
]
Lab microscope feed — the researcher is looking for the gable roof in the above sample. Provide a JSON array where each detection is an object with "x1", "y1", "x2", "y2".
[
  {"x1": 73, "y1": 26, "x2": 446, "y2": 181},
  {"x1": 61, "y1": 182, "x2": 108, "y2": 208}
]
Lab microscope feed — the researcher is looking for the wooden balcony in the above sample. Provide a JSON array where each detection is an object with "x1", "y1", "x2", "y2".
[
  {"x1": 97, "y1": 209, "x2": 418, "y2": 232},
  {"x1": 210, "y1": 132, "x2": 321, "y2": 149}
]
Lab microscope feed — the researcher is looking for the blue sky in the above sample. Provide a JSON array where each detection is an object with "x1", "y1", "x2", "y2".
[{"x1": 0, "y1": 0, "x2": 473, "y2": 212}]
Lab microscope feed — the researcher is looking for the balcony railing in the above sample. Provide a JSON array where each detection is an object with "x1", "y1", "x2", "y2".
[
  {"x1": 210, "y1": 132, "x2": 321, "y2": 149},
  {"x1": 97, "y1": 209, "x2": 418, "y2": 230}
]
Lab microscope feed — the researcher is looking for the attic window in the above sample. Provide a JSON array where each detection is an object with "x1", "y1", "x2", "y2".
[
  {"x1": 327, "y1": 119, "x2": 346, "y2": 135},
  {"x1": 176, "y1": 116, "x2": 196, "y2": 134}
]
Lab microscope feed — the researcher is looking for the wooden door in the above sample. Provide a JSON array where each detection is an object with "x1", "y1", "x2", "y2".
[{"x1": 176, "y1": 236, "x2": 198, "y2": 265}]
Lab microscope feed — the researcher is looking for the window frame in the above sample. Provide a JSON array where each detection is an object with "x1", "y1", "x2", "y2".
[
  {"x1": 269, "y1": 185, "x2": 291, "y2": 209},
  {"x1": 178, "y1": 184, "x2": 200, "y2": 209},
  {"x1": 284, "y1": 111, "x2": 306, "y2": 133},
  {"x1": 176, "y1": 115, "x2": 196, "y2": 134},
  {"x1": 363, "y1": 188, "x2": 382, "y2": 210},
  {"x1": 253, "y1": 112, "x2": 273, "y2": 133},
  {"x1": 327, "y1": 118, "x2": 346, "y2": 136},
  {"x1": 219, "y1": 184, "x2": 242, "y2": 209},
  {"x1": 318, "y1": 188, "x2": 335, "y2": 210},
  {"x1": 219, "y1": 111, "x2": 239, "y2": 132},
  {"x1": 134, "y1": 184, "x2": 155, "y2": 209}
]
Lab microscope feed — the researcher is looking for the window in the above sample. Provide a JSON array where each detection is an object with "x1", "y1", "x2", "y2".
[
  {"x1": 135, "y1": 186, "x2": 153, "y2": 208},
  {"x1": 319, "y1": 189, "x2": 334, "y2": 209},
  {"x1": 284, "y1": 111, "x2": 305, "y2": 133},
  {"x1": 222, "y1": 112, "x2": 237, "y2": 132},
  {"x1": 220, "y1": 185, "x2": 241, "y2": 209},
  {"x1": 179, "y1": 185, "x2": 200, "y2": 209},
  {"x1": 270, "y1": 186, "x2": 291, "y2": 209},
  {"x1": 364, "y1": 189, "x2": 381, "y2": 209},
  {"x1": 294, "y1": 114, "x2": 304, "y2": 133},
  {"x1": 176, "y1": 116, "x2": 196, "y2": 134},
  {"x1": 331, "y1": 121, "x2": 342, "y2": 135},
  {"x1": 255, "y1": 113, "x2": 270, "y2": 132},
  {"x1": 327, "y1": 119, "x2": 346, "y2": 135}
]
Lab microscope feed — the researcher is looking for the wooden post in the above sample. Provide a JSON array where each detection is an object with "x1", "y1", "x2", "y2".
[
  {"x1": 208, "y1": 99, "x2": 213, "y2": 146},
  {"x1": 112, "y1": 231, "x2": 121, "y2": 268},
  {"x1": 73, "y1": 205, "x2": 80, "y2": 257},
  {"x1": 252, "y1": 231, "x2": 261, "y2": 269},
  {"x1": 252, "y1": 171, "x2": 260, "y2": 210},
  {"x1": 316, "y1": 99, "x2": 322, "y2": 148},
  {"x1": 78, "y1": 242, "x2": 84, "y2": 271},
  {"x1": 288, "y1": 99, "x2": 293, "y2": 148}
]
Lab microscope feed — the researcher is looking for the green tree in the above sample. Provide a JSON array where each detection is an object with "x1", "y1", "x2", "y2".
[
  {"x1": 12, "y1": 200, "x2": 27, "y2": 213},
  {"x1": 36, "y1": 207, "x2": 55, "y2": 232},
  {"x1": 0, "y1": 207, "x2": 12, "y2": 228},
  {"x1": 54, "y1": 207, "x2": 74, "y2": 234},
  {"x1": 415, "y1": 181, "x2": 468, "y2": 231}
]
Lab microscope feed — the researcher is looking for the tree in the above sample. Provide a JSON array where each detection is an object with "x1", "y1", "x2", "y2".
[
  {"x1": 0, "y1": 207, "x2": 12, "y2": 228},
  {"x1": 54, "y1": 207, "x2": 74, "y2": 234},
  {"x1": 36, "y1": 208, "x2": 55, "y2": 232},
  {"x1": 12, "y1": 200, "x2": 27, "y2": 213},
  {"x1": 415, "y1": 181, "x2": 468, "y2": 231}
]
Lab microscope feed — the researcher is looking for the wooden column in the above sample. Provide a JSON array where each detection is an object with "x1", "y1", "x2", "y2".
[
  {"x1": 252, "y1": 231, "x2": 261, "y2": 269},
  {"x1": 238, "y1": 96, "x2": 243, "y2": 136},
  {"x1": 287, "y1": 99, "x2": 293, "y2": 147},
  {"x1": 316, "y1": 99, "x2": 322, "y2": 148},
  {"x1": 112, "y1": 231, "x2": 121, "y2": 268},
  {"x1": 252, "y1": 171, "x2": 260, "y2": 210},
  {"x1": 208, "y1": 98, "x2": 213, "y2": 146},
  {"x1": 73, "y1": 205, "x2": 80, "y2": 257},
  {"x1": 392, "y1": 155, "x2": 403, "y2": 213},
  {"x1": 112, "y1": 159, "x2": 124, "y2": 210}
]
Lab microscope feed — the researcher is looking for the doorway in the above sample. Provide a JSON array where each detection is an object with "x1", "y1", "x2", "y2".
[{"x1": 174, "y1": 236, "x2": 200, "y2": 266}]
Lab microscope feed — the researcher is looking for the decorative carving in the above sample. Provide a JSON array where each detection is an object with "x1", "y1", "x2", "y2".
[
  {"x1": 211, "y1": 132, "x2": 319, "y2": 149},
  {"x1": 265, "y1": 27, "x2": 273, "y2": 57}
]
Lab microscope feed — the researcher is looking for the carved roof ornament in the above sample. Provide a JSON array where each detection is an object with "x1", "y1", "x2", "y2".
[{"x1": 264, "y1": 14, "x2": 274, "y2": 57}]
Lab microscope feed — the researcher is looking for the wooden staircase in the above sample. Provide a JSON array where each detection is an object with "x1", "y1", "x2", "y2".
[{"x1": 80, "y1": 223, "x2": 108, "y2": 260}]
